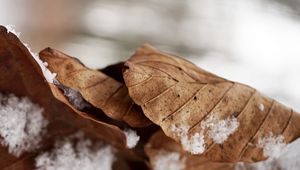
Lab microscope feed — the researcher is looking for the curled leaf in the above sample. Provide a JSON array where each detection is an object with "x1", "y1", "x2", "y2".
[
  {"x1": 39, "y1": 48, "x2": 151, "y2": 127},
  {"x1": 0, "y1": 26, "x2": 129, "y2": 169},
  {"x1": 123, "y1": 44, "x2": 300, "y2": 163},
  {"x1": 145, "y1": 130, "x2": 234, "y2": 170}
]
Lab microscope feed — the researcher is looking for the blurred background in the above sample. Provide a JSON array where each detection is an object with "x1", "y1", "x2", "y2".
[{"x1": 1, "y1": 0, "x2": 300, "y2": 110}]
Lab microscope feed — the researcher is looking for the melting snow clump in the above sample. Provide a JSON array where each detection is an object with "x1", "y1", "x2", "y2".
[
  {"x1": 171, "y1": 125, "x2": 205, "y2": 154},
  {"x1": 0, "y1": 93, "x2": 48, "y2": 157},
  {"x1": 235, "y1": 138, "x2": 300, "y2": 170},
  {"x1": 181, "y1": 132, "x2": 205, "y2": 154},
  {"x1": 124, "y1": 129, "x2": 140, "y2": 149},
  {"x1": 257, "y1": 133, "x2": 286, "y2": 158},
  {"x1": 59, "y1": 84, "x2": 90, "y2": 110},
  {"x1": 170, "y1": 114, "x2": 239, "y2": 154},
  {"x1": 202, "y1": 114, "x2": 239, "y2": 144},
  {"x1": 153, "y1": 150, "x2": 186, "y2": 170},
  {"x1": 35, "y1": 132, "x2": 115, "y2": 170},
  {"x1": 4, "y1": 25, "x2": 57, "y2": 83}
]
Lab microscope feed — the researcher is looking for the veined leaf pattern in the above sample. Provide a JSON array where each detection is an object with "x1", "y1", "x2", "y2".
[
  {"x1": 39, "y1": 48, "x2": 151, "y2": 127},
  {"x1": 123, "y1": 44, "x2": 300, "y2": 162}
]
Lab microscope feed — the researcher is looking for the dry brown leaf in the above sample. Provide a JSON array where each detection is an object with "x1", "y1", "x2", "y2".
[
  {"x1": 145, "y1": 130, "x2": 234, "y2": 170},
  {"x1": 39, "y1": 48, "x2": 151, "y2": 128},
  {"x1": 0, "y1": 26, "x2": 131, "y2": 169},
  {"x1": 123, "y1": 44, "x2": 300, "y2": 163}
]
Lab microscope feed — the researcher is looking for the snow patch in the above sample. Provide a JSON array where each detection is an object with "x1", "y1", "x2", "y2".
[
  {"x1": 201, "y1": 115, "x2": 239, "y2": 144},
  {"x1": 0, "y1": 93, "x2": 48, "y2": 157},
  {"x1": 171, "y1": 125, "x2": 205, "y2": 154},
  {"x1": 257, "y1": 133, "x2": 286, "y2": 158},
  {"x1": 153, "y1": 150, "x2": 186, "y2": 170},
  {"x1": 170, "y1": 115, "x2": 238, "y2": 154},
  {"x1": 181, "y1": 132, "x2": 205, "y2": 154},
  {"x1": 24, "y1": 43, "x2": 57, "y2": 84},
  {"x1": 235, "y1": 138, "x2": 300, "y2": 170},
  {"x1": 4, "y1": 25, "x2": 56, "y2": 83},
  {"x1": 124, "y1": 129, "x2": 140, "y2": 149},
  {"x1": 35, "y1": 132, "x2": 115, "y2": 170}
]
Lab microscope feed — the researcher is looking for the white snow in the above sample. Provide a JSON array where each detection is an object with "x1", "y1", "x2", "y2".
[
  {"x1": 24, "y1": 43, "x2": 57, "y2": 84},
  {"x1": 258, "y1": 103, "x2": 264, "y2": 112},
  {"x1": 0, "y1": 93, "x2": 48, "y2": 157},
  {"x1": 171, "y1": 125, "x2": 206, "y2": 154},
  {"x1": 35, "y1": 132, "x2": 115, "y2": 170},
  {"x1": 5, "y1": 24, "x2": 20, "y2": 37},
  {"x1": 123, "y1": 129, "x2": 140, "y2": 149},
  {"x1": 4, "y1": 25, "x2": 57, "y2": 83},
  {"x1": 170, "y1": 115, "x2": 238, "y2": 154},
  {"x1": 235, "y1": 139, "x2": 300, "y2": 170},
  {"x1": 257, "y1": 133, "x2": 286, "y2": 158},
  {"x1": 202, "y1": 115, "x2": 239, "y2": 144},
  {"x1": 153, "y1": 150, "x2": 186, "y2": 170},
  {"x1": 181, "y1": 132, "x2": 205, "y2": 155}
]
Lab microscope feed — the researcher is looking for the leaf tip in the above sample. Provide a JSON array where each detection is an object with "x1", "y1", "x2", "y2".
[{"x1": 136, "y1": 43, "x2": 157, "y2": 55}]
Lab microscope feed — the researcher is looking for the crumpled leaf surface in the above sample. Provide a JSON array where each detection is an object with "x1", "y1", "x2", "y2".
[
  {"x1": 145, "y1": 130, "x2": 234, "y2": 170},
  {"x1": 0, "y1": 26, "x2": 129, "y2": 169},
  {"x1": 123, "y1": 44, "x2": 300, "y2": 163},
  {"x1": 39, "y1": 48, "x2": 151, "y2": 127}
]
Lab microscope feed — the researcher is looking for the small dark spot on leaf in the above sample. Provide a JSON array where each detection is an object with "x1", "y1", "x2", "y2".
[
  {"x1": 177, "y1": 94, "x2": 180, "y2": 97},
  {"x1": 232, "y1": 112, "x2": 238, "y2": 117},
  {"x1": 66, "y1": 64, "x2": 73, "y2": 70},
  {"x1": 194, "y1": 96, "x2": 197, "y2": 100}
]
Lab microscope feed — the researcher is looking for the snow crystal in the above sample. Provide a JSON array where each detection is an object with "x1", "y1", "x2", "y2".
[
  {"x1": 153, "y1": 150, "x2": 186, "y2": 170},
  {"x1": 257, "y1": 133, "x2": 286, "y2": 158},
  {"x1": 202, "y1": 115, "x2": 239, "y2": 144},
  {"x1": 5, "y1": 24, "x2": 20, "y2": 37},
  {"x1": 59, "y1": 85, "x2": 90, "y2": 110},
  {"x1": 181, "y1": 132, "x2": 205, "y2": 154},
  {"x1": 23, "y1": 43, "x2": 57, "y2": 83},
  {"x1": 170, "y1": 115, "x2": 238, "y2": 154},
  {"x1": 35, "y1": 132, "x2": 115, "y2": 170},
  {"x1": 4, "y1": 25, "x2": 56, "y2": 83},
  {"x1": 124, "y1": 129, "x2": 140, "y2": 149},
  {"x1": 0, "y1": 93, "x2": 48, "y2": 157},
  {"x1": 171, "y1": 125, "x2": 206, "y2": 154},
  {"x1": 258, "y1": 103, "x2": 264, "y2": 111}
]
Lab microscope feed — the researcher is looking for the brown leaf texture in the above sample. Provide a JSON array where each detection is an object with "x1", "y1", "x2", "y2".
[
  {"x1": 145, "y1": 130, "x2": 234, "y2": 170},
  {"x1": 123, "y1": 44, "x2": 300, "y2": 163},
  {"x1": 39, "y1": 48, "x2": 151, "y2": 127},
  {"x1": 0, "y1": 26, "x2": 130, "y2": 169}
]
